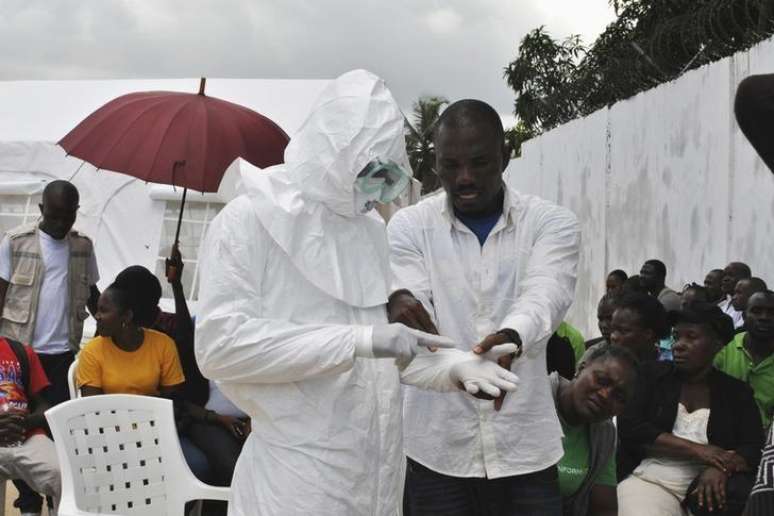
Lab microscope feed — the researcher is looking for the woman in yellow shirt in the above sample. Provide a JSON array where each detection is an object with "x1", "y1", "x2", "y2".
[
  {"x1": 77, "y1": 283, "x2": 185, "y2": 396},
  {"x1": 77, "y1": 281, "x2": 214, "y2": 487}
]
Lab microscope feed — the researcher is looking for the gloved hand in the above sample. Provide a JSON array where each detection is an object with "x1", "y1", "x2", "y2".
[
  {"x1": 450, "y1": 344, "x2": 521, "y2": 398},
  {"x1": 356, "y1": 324, "x2": 456, "y2": 364}
]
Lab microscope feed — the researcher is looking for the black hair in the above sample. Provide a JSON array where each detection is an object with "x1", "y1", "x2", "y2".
[
  {"x1": 644, "y1": 259, "x2": 667, "y2": 279},
  {"x1": 103, "y1": 283, "x2": 141, "y2": 324},
  {"x1": 42, "y1": 179, "x2": 79, "y2": 206},
  {"x1": 621, "y1": 275, "x2": 648, "y2": 294},
  {"x1": 113, "y1": 266, "x2": 162, "y2": 327},
  {"x1": 749, "y1": 289, "x2": 774, "y2": 304},
  {"x1": 727, "y1": 262, "x2": 752, "y2": 279},
  {"x1": 708, "y1": 268, "x2": 724, "y2": 276},
  {"x1": 598, "y1": 291, "x2": 622, "y2": 309},
  {"x1": 435, "y1": 99, "x2": 505, "y2": 143},
  {"x1": 615, "y1": 291, "x2": 671, "y2": 339},
  {"x1": 608, "y1": 269, "x2": 628, "y2": 283},
  {"x1": 584, "y1": 342, "x2": 640, "y2": 373},
  {"x1": 683, "y1": 282, "x2": 707, "y2": 298},
  {"x1": 745, "y1": 277, "x2": 768, "y2": 292}
]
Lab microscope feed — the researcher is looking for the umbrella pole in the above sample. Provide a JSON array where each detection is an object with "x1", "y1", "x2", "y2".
[{"x1": 173, "y1": 187, "x2": 188, "y2": 250}]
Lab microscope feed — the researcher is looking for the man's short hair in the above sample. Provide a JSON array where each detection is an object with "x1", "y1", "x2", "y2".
[
  {"x1": 745, "y1": 277, "x2": 768, "y2": 293},
  {"x1": 608, "y1": 269, "x2": 628, "y2": 283},
  {"x1": 644, "y1": 259, "x2": 667, "y2": 279},
  {"x1": 728, "y1": 262, "x2": 752, "y2": 279},
  {"x1": 42, "y1": 179, "x2": 79, "y2": 206},
  {"x1": 435, "y1": 99, "x2": 504, "y2": 142}
]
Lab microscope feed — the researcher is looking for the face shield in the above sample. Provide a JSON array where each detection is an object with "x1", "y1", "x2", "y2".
[{"x1": 353, "y1": 158, "x2": 411, "y2": 213}]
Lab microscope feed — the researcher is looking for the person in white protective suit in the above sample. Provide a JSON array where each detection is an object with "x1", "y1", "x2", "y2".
[{"x1": 194, "y1": 69, "x2": 521, "y2": 516}]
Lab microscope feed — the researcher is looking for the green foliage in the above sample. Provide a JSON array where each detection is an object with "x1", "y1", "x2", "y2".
[
  {"x1": 405, "y1": 96, "x2": 448, "y2": 194},
  {"x1": 505, "y1": 0, "x2": 774, "y2": 135},
  {"x1": 504, "y1": 122, "x2": 536, "y2": 158}
]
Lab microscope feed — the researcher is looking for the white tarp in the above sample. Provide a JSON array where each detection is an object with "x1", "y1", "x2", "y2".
[{"x1": 0, "y1": 78, "x2": 331, "y2": 326}]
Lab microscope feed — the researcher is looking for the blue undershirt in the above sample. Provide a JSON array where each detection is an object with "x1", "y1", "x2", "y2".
[{"x1": 454, "y1": 207, "x2": 503, "y2": 246}]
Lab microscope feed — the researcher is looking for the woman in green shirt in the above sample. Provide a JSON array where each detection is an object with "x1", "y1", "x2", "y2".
[{"x1": 551, "y1": 344, "x2": 639, "y2": 516}]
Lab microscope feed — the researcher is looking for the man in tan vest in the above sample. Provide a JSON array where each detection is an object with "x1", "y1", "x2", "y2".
[{"x1": 0, "y1": 179, "x2": 99, "y2": 515}]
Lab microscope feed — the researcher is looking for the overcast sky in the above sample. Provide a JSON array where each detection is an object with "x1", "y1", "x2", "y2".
[{"x1": 0, "y1": 0, "x2": 615, "y2": 125}]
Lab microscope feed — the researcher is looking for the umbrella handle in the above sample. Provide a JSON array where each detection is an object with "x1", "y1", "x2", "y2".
[{"x1": 173, "y1": 187, "x2": 188, "y2": 250}]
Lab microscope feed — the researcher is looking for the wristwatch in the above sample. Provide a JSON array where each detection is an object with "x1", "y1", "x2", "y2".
[{"x1": 496, "y1": 328, "x2": 523, "y2": 358}]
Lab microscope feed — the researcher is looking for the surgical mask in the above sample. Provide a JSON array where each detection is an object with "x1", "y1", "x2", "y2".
[{"x1": 353, "y1": 159, "x2": 410, "y2": 213}]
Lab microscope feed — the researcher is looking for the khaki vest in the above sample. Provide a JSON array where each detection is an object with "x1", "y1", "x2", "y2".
[{"x1": 0, "y1": 223, "x2": 94, "y2": 352}]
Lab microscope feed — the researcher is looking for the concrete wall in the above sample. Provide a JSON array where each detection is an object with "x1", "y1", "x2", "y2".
[{"x1": 505, "y1": 37, "x2": 774, "y2": 339}]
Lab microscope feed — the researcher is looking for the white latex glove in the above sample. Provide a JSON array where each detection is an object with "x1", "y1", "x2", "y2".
[
  {"x1": 450, "y1": 344, "x2": 520, "y2": 398},
  {"x1": 355, "y1": 324, "x2": 456, "y2": 365}
]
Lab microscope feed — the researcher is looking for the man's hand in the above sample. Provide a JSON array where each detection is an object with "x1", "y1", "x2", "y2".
[
  {"x1": 216, "y1": 414, "x2": 249, "y2": 441},
  {"x1": 473, "y1": 331, "x2": 521, "y2": 411},
  {"x1": 691, "y1": 467, "x2": 727, "y2": 513},
  {"x1": 450, "y1": 348, "x2": 520, "y2": 399},
  {"x1": 720, "y1": 450, "x2": 749, "y2": 474},
  {"x1": 387, "y1": 290, "x2": 438, "y2": 335},
  {"x1": 165, "y1": 245, "x2": 184, "y2": 285},
  {"x1": 0, "y1": 409, "x2": 26, "y2": 446}
]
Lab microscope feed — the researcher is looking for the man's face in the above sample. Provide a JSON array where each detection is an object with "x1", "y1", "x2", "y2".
[
  {"x1": 704, "y1": 271, "x2": 724, "y2": 302},
  {"x1": 606, "y1": 275, "x2": 624, "y2": 294},
  {"x1": 435, "y1": 121, "x2": 507, "y2": 216},
  {"x1": 745, "y1": 293, "x2": 774, "y2": 340},
  {"x1": 638, "y1": 263, "x2": 658, "y2": 290},
  {"x1": 722, "y1": 265, "x2": 744, "y2": 296},
  {"x1": 597, "y1": 301, "x2": 615, "y2": 342},
  {"x1": 732, "y1": 279, "x2": 753, "y2": 312},
  {"x1": 38, "y1": 196, "x2": 78, "y2": 240}
]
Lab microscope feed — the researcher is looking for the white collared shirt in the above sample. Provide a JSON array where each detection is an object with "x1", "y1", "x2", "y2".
[
  {"x1": 720, "y1": 296, "x2": 745, "y2": 329},
  {"x1": 388, "y1": 186, "x2": 580, "y2": 478}
]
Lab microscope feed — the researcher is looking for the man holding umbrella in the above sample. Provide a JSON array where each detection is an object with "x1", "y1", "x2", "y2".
[{"x1": 195, "y1": 69, "x2": 521, "y2": 516}]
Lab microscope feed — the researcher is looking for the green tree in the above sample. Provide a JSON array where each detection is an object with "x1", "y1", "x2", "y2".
[
  {"x1": 505, "y1": 122, "x2": 536, "y2": 159},
  {"x1": 405, "y1": 95, "x2": 448, "y2": 194},
  {"x1": 505, "y1": 0, "x2": 774, "y2": 136}
]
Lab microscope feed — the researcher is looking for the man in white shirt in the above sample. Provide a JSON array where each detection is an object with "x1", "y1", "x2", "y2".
[
  {"x1": 0, "y1": 180, "x2": 99, "y2": 515},
  {"x1": 388, "y1": 99, "x2": 580, "y2": 515},
  {"x1": 704, "y1": 268, "x2": 725, "y2": 306},
  {"x1": 720, "y1": 261, "x2": 752, "y2": 329}
]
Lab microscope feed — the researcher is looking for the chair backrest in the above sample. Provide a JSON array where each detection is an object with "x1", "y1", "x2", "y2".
[
  {"x1": 67, "y1": 358, "x2": 79, "y2": 400},
  {"x1": 46, "y1": 394, "x2": 221, "y2": 516}
]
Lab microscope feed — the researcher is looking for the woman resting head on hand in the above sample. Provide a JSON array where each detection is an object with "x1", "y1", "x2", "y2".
[{"x1": 552, "y1": 344, "x2": 638, "y2": 516}]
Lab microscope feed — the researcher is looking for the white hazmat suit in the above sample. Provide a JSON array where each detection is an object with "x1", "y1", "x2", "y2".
[{"x1": 195, "y1": 70, "x2": 518, "y2": 515}]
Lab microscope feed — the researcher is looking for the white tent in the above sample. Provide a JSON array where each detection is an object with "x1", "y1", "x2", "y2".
[{"x1": 0, "y1": 78, "x2": 331, "y2": 334}]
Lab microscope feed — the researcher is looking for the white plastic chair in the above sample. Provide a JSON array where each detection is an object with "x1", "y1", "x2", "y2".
[
  {"x1": 67, "y1": 358, "x2": 79, "y2": 400},
  {"x1": 46, "y1": 394, "x2": 230, "y2": 516}
]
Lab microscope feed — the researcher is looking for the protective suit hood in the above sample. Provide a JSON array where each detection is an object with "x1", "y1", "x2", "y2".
[{"x1": 243, "y1": 69, "x2": 410, "y2": 307}]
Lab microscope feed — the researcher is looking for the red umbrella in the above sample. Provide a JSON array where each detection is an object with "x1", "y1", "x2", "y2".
[{"x1": 59, "y1": 78, "x2": 289, "y2": 248}]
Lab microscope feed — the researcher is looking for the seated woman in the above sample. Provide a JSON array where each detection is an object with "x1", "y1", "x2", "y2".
[
  {"x1": 552, "y1": 344, "x2": 638, "y2": 516},
  {"x1": 75, "y1": 282, "x2": 214, "y2": 486},
  {"x1": 112, "y1": 264, "x2": 249, "y2": 492},
  {"x1": 617, "y1": 302, "x2": 764, "y2": 516},
  {"x1": 77, "y1": 283, "x2": 185, "y2": 398},
  {"x1": 609, "y1": 291, "x2": 670, "y2": 363}
]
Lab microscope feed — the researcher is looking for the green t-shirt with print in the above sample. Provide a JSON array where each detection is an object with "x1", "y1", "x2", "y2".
[{"x1": 557, "y1": 419, "x2": 617, "y2": 498}]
